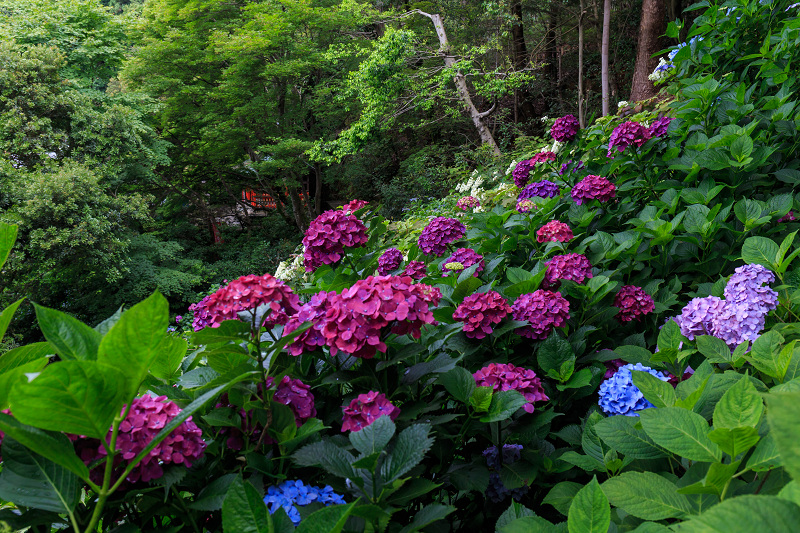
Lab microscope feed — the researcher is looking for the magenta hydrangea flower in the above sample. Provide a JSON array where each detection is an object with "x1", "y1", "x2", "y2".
[
  {"x1": 512, "y1": 153, "x2": 557, "y2": 187},
  {"x1": 519, "y1": 180, "x2": 560, "y2": 200},
  {"x1": 456, "y1": 196, "x2": 480, "y2": 211},
  {"x1": 189, "y1": 274, "x2": 301, "y2": 332},
  {"x1": 473, "y1": 363, "x2": 548, "y2": 413},
  {"x1": 303, "y1": 210, "x2": 368, "y2": 272},
  {"x1": 95, "y1": 395, "x2": 205, "y2": 483},
  {"x1": 608, "y1": 121, "x2": 651, "y2": 156},
  {"x1": 319, "y1": 276, "x2": 441, "y2": 359},
  {"x1": 341, "y1": 391, "x2": 400, "y2": 432},
  {"x1": 603, "y1": 359, "x2": 626, "y2": 380},
  {"x1": 418, "y1": 217, "x2": 466, "y2": 256},
  {"x1": 551, "y1": 115, "x2": 580, "y2": 142},
  {"x1": 342, "y1": 199, "x2": 369, "y2": 214},
  {"x1": 284, "y1": 291, "x2": 335, "y2": 356},
  {"x1": 274, "y1": 376, "x2": 317, "y2": 426},
  {"x1": 673, "y1": 296, "x2": 726, "y2": 341},
  {"x1": 542, "y1": 253, "x2": 593, "y2": 289},
  {"x1": 441, "y1": 248, "x2": 484, "y2": 277},
  {"x1": 724, "y1": 264, "x2": 778, "y2": 316},
  {"x1": 511, "y1": 290, "x2": 570, "y2": 340},
  {"x1": 559, "y1": 159, "x2": 584, "y2": 175},
  {"x1": 452, "y1": 291, "x2": 511, "y2": 339},
  {"x1": 536, "y1": 220, "x2": 573, "y2": 243},
  {"x1": 404, "y1": 260, "x2": 427, "y2": 280},
  {"x1": 378, "y1": 248, "x2": 403, "y2": 275},
  {"x1": 779, "y1": 211, "x2": 796, "y2": 223},
  {"x1": 571, "y1": 175, "x2": 616, "y2": 205},
  {"x1": 614, "y1": 285, "x2": 655, "y2": 322},
  {"x1": 648, "y1": 117, "x2": 675, "y2": 138}
]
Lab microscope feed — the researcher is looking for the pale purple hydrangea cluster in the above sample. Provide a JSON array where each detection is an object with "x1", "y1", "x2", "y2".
[
  {"x1": 571, "y1": 175, "x2": 616, "y2": 205},
  {"x1": 418, "y1": 217, "x2": 466, "y2": 256},
  {"x1": 377, "y1": 248, "x2": 403, "y2": 275},
  {"x1": 441, "y1": 248, "x2": 484, "y2": 277},
  {"x1": 550, "y1": 114, "x2": 580, "y2": 142},
  {"x1": 598, "y1": 363, "x2": 670, "y2": 416},
  {"x1": 303, "y1": 210, "x2": 369, "y2": 272},
  {"x1": 473, "y1": 363, "x2": 548, "y2": 413},
  {"x1": 264, "y1": 480, "x2": 346, "y2": 525},
  {"x1": 511, "y1": 290, "x2": 570, "y2": 340},
  {"x1": 608, "y1": 121, "x2": 651, "y2": 157}
]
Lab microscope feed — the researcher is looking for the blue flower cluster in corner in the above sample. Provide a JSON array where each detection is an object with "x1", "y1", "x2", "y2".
[
  {"x1": 598, "y1": 363, "x2": 669, "y2": 416},
  {"x1": 264, "y1": 480, "x2": 346, "y2": 525}
]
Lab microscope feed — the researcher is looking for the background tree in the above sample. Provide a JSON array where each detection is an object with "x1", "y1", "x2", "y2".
[{"x1": 629, "y1": 0, "x2": 666, "y2": 101}]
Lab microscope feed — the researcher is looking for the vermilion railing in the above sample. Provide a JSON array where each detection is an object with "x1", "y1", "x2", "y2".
[{"x1": 241, "y1": 189, "x2": 308, "y2": 209}]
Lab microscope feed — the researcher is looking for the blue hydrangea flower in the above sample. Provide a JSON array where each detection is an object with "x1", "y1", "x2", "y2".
[
  {"x1": 264, "y1": 480, "x2": 346, "y2": 525},
  {"x1": 598, "y1": 363, "x2": 669, "y2": 416}
]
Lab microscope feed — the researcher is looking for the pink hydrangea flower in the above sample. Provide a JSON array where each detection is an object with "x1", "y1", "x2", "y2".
[
  {"x1": 512, "y1": 152, "x2": 557, "y2": 187},
  {"x1": 441, "y1": 248, "x2": 484, "y2": 277},
  {"x1": 571, "y1": 175, "x2": 616, "y2": 205},
  {"x1": 378, "y1": 248, "x2": 403, "y2": 275},
  {"x1": 284, "y1": 291, "x2": 335, "y2": 356},
  {"x1": 452, "y1": 291, "x2": 511, "y2": 339},
  {"x1": 274, "y1": 376, "x2": 317, "y2": 426},
  {"x1": 456, "y1": 196, "x2": 480, "y2": 211},
  {"x1": 536, "y1": 221, "x2": 573, "y2": 243},
  {"x1": 189, "y1": 274, "x2": 300, "y2": 332},
  {"x1": 511, "y1": 290, "x2": 570, "y2": 340},
  {"x1": 516, "y1": 199, "x2": 537, "y2": 213},
  {"x1": 404, "y1": 260, "x2": 428, "y2": 280},
  {"x1": 341, "y1": 391, "x2": 400, "y2": 432},
  {"x1": 614, "y1": 285, "x2": 655, "y2": 322},
  {"x1": 303, "y1": 210, "x2": 368, "y2": 271},
  {"x1": 418, "y1": 217, "x2": 466, "y2": 256},
  {"x1": 608, "y1": 121, "x2": 651, "y2": 156},
  {"x1": 543, "y1": 253, "x2": 593, "y2": 289},
  {"x1": 473, "y1": 363, "x2": 548, "y2": 413},
  {"x1": 551, "y1": 115, "x2": 580, "y2": 142},
  {"x1": 779, "y1": 211, "x2": 796, "y2": 223},
  {"x1": 342, "y1": 199, "x2": 369, "y2": 214}
]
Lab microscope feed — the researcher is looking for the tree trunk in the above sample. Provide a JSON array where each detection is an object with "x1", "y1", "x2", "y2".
[
  {"x1": 578, "y1": 0, "x2": 585, "y2": 127},
  {"x1": 601, "y1": 0, "x2": 611, "y2": 116},
  {"x1": 314, "y1": 162, "x2": 323, "y2": 216},
  {"x1": 510, "y1": 0, "x2": 536, "y2": 122},
  {"x1": 417, "y1": 11, "x2": 502, "y2": 157},
  {"x1": 630, "y1": 0, "x2": 666, "y2": 102}
]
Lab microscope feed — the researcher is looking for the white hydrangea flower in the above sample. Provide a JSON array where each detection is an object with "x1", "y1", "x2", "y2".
[
  {"x1": 540, "y1": 116, "x2": 549, "y2": 123},
  {"x1": 617, "y1": 101, "x2": 629, "y2": 108},
  {"x1": 551, "y1": 140, "x2": 564, "y2": 154},
  {"x1": 505, "y1": 160, "x2": 519, "y2": 175}
]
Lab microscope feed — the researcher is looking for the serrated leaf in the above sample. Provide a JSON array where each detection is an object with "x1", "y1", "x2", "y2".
[
  {"x1": 713, "y1": 376, "x2": 763, "y2": 429},
  {"x1": 480, "y1": 389, "x2": 527, "y2": 423},
  {"x1": 707, "y1": 427, "x2": 760, "y2": 458},
  {"x1": 398, "y1": 504, "x2": 455, "y2": 533},
  {"x1": 221, "y1": 477, "x2": 274, "y2": 533},
  {"x1": 496, "y1": 501, "x2": 535, "y2": 529},
  {"x1": 741, "y1": 236, "x2": 779, "y2": 270},
  {"x1": 766, "y1": 391, "x2": 800, "y2": 481},
  {"x1": 33, "y1": 304, "x2": 101, "y2": 361},
  {"x1": 747, "y1": 331, "x2": 789, "y2": 380},
  {"x1": 639, "y1": 407, "x2": 722, "y2": 463},
  {"x1": 696, "y1": 335, "x2": 733, "y2": 363},
  {"x1": 747, "y1": 433, "x2": 781, "y2": 471},
  {"x1": 676, "y1": 495, "x2": 800, "y2": 532},
  {"x1": 568, "y1": 477, "x2": 610, "y2": 533},
  {"x1": 538, "y1": 333, "x2": 575, "y2": 374},
  {"x1": 543, "y1": 482, "x2": 582, "y2": 516},
  {"x1": 381, "y1": 424, "x2": 434, "y2": 483},
  {"x1": 438, "y1": 367, "x2": 476, "y2": 403},
  {"x1": 602, "y1": 472, "x2": 692, "y2": 520},
  {"x1": 594, "y1": 416, "x2": 668, "y2": 459},
  {"x1": 470, "y1": 386, "x2": 493, "y2": 412},
  {"x1": 296, "y1": 501, "x2": 357, "y2": 533},
  {"x1": 189, "y1": 474, "x2": 238, "y2": 511},
  {"x1": 293, "y1": 441, "x2": 357, "y2": 480},
  {"x1": 350, "y1": 415, "x2": 395, "y2": 455},
  {"x1": 632, "y1": 370, "x2": 676, "y2": 407}
]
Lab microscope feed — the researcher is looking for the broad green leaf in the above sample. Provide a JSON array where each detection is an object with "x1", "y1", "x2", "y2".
[
  {"x1": 695, "y1": 335, "x2": 733, "y2": 364},
  {"x1": 741, "y1": 236, "x2": 779, "y2": 270},
  {"x1": 0, "y1": 342, "x2": 52, "y2": 375},
  {"x1": 675, "y1": 495, "x2": 800, "y2": 532},
  {"x1": 385, "y1": 478, "x2": 441, "y2": 506},
  {"x1": 0, "y1": 298, "x2": 24, "y2": 342},
  {"x1": 0, "y1": 358, "x2": 48, "y2": 408},
  {"x1": 632, "y1": 370, "x2": 676, "y2": 407},
  {"x1": 708, "y1": 427, "x2": 760, "y2": 458},
  {"x1": 438, "y1": 367, "x2": 475, "y2": 403},
  {"x1": 568, "y1": 477, "x2": 610, "y2": 533},
  {"x1": 496, "y1": 501, "x2": 535, "y2": 529},
  {"x1": 0, "y1": 221, "x2": 17, "y2": 270},
  {"x1": 594, "y1": 415, "x2": 668, "y2": 459},
  {"x1": 149, "y1": 336, "x2": 189, "y2": 381},
  {"x1": 98, "y1": 291, "x2": 171, "y2": 397},
  {"x1": 193, "y1": 320, "x2": 252, "y2": 344},
  {"x1": 293, "y1": 441, "x2": 357, "y2": 479},
  {"x1": 713, "y1": 376, "x2": 763, "y2": 429},
  {"x1": 0, "y1": 413, "x2": 89, "y2": 480},
  {"x1": 188, "y1": 474, "x2": 238, "y2": 511},
  {"x1": 778, "y1": 481, "x2": 800, "y2": 506},
  {"x1": 677, "y1": 461, "x2": 740, "y2": 496},
  {"x1": 452, "y1": 276, "x2": 482, "y2": 303},
  {"x1": 658, "y1": 319, "x2": 684, "y2": 353},
  {"x1": 602, "y1": 472, "x2": 693, "y2": 520},
  {"x1": 499, "y1": 516, "x2": 564, "y2": 533},
  {"x1": 747, "y1": 433, "x2": 781, "y2": 471},
  {"x1": 480, "y1": 389, "x2": 528, "y2": 423},
  {"x1": 32, "y1": 303, "x2": 101, "y2": 361},
  {"x1": 766, "y1": 391, "x2": 800, "y2": 481},
  {"x1": 381, "y1": 424, "x2": 434, "y2": 483},
  {"x1": 543, "y1": 482, "x2": 582, "y2": 516},
  {"x1": 221, "y1": 477, "x2": 274, "y2": 533},
  {"x1": 538, "y1": 333, "x2": 575, "y2": 375},
  {"x1": 349, "y1": 415, "x2": 395, "y2": 455},
  {"x1": 0, "y1": 438, "x2": 80, "y2": 514},
  {"x1": 730, "y1": 135, "x2": 754, "y2": 161},
  {"x1": 747, "y1": 331, "x2": 789, "y2": 380},
  {"x1": 470, "y1": 386, "x2": 493, "y2": 412},
  {"x1": 10, "y1": 360, "x2": 127, "y2": 439},
  {"x1": 640, "y1": 407, "x2": 722, "y2": 463},
  {"x1": 397, "y1": 504, "x2": 454, "y2": 533}
]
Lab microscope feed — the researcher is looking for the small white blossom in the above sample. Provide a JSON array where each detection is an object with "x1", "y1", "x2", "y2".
[{"x1": 617, "y1": 101, "x2": 629, "y2": 108}]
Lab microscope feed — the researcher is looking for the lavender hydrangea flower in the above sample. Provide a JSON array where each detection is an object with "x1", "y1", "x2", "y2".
[
  {"x1": 418, "y1": 217, "x2": 466, "y2": 256},
  {"x1": 673, "y1": 296, "x2": 726, "y2": 340},
  {"x1": 519, "y1": 180, "x2": 560, "y2": 200},
  {"x1": 377, "y1": 248, "x2": 403, "y2": 275},
  {"x1": 264, "y1": 480, "x2": 346, "y2": 525},
  {"x1": 710, "y1": 301, "x2": 767, "y2": 348},
  {"x1": 598, "y1": 363, "x2": 670, "y2": 416},
  {"x1": 723, "y1": 264, "x2": 778, "y2": 316}
]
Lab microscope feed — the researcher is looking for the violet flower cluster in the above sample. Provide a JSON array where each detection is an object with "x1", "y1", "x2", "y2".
[
  {"x1": 550, "y1": 114, "x2": 580, "y2": 142},
  {"x1": 441, "y1": 248, "x2": 484, "y2": 277},
  {"x1": 404, "y1": 260, "x2": 427, "y2": 280},
  {"x1": 302, "y1": 210, "x2": 368, "y2": 271},
  {"x1": 188, "y1": 274, "x2": 300, "y2": 332},
  {"x1": 483, "y1": 444, "x2": 528, "y2": 502},
  {"x1": 536, "y1": 220, "x2": 573, "y2": 243},
  {"x1": 273, "y1": 376, "x2": 317, "y2": 427},
  {"x1": 648, "y1": 116, "x2": 675, "y2": 138},
  {"x1": 341, "y1": 391, "x2": 400, "y2": 432},
  {"x1": 559, "y1": 159, "x2": 584, "y2": 175},
  {"x1": 512, "y1": 152, "x2": 556, "y2": 187},
  {"x1": 456, "y1": 196, "x2": 480, "y2": 211},
  {"x1": 779, "y1": 211, "x2": 796, "y2": 223},
  {"x1": 377, "y1": 248, "x2": 403, "y2": 275},
  {"x1": 516, "y1": 199, "x2": 537, "y2": 214},
  {"x1": 519, "y1": 180, "x2": 560, "y2": 200},
  {"x1": 543, "y1": 253, "x2": 593, "y2": 289},
  {"x1": 598, "y1": 363, "x2": 670, "y2": 416},
  {"x1": 614, "y1": 285, "x2": 655, "y2": 322},
  {"x1": 418, "y1": 217, "x2": 466, "y2": 256},
  {"x1": 473, "y1": 363, "x2": 548, "y2": 413},
  {"x1": 511, "y1": 290, "x2": 570, "y2": 340},
  {"x1": 608, "y1": 121, "x2": 651, "y2": 156},
  {"x1": 264, "y1": 480, "x2": 346, "y2": 525},
  {"x1": 452, "y1": 291, "x2": 512, "y2": 339},
  {"x1": 571, "y1": 175, "x2": 616, "y2": 205}
]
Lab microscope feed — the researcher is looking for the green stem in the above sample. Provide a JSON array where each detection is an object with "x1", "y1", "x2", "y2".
[
  {"x1": 170, "y1": 485, "x2": 201, "y2": 533},
  {"x1": 83, "y1": 417, "x2": 122, "y2": 533}
]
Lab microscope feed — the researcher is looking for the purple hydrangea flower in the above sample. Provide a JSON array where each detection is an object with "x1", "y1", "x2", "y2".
[
  {"x1": 559, "y1": 160, "x2": 584, "y2": 175},
  {"x1": 614, "y1": 285, "x2": 655, "y2": 322},
  {"x1": 418, "y1": 217, "x2": 466, "y2": 256},
  {"x1": 341, "y1": 391, "x2": 400, "y2": 432},
  {"x1": 648, "y1": 117, "x2": 675, "y2": 138},
  {"x1": 710, "y1": 301, "x2": 767, "y2": 348},
  {"x1": 303, "y1": 210, "x2": 369, "y2": 272},
  {"x1": 673, "y1": 296, "x2": 726, "y2": 340},
  {"x1": 550, "y1": 115, "x2": 580, "y2": 142},
  {"x1": 483, "y1": 444, "x2": 528, "y2": 502},
  {"x1": 542, "y1": 253, "x2": 593, "y2": 289},
  {"x1": 378, "y1": 248, "x2": 403, "y2": 275},
  {"x1": 511, "y1": 290, "x2": 570, "y2": 340},
  {"x1": 608, "y1": 121, "x2": 651, "y2": 157},
  {"x1": 723, "y1": 264, "x2": 778, "y2": 316},
  {"x1": 519, "y1": 180, "x2": 560, "y2": 200},
  {"x1": 404, "y1": 260, "x2": 427, "y2": 280},
  {"x1": 571, "y1": 175, "x2": 616, "y2": 205},
  {"x1": 512, "y1": 152, "x2": 557, "y2": 187},
  {"x1": 441, "y1": 248, "x2": 484, "y2": 277},
  {"x1": 598, "y1": 363, "x2": 670, "y2": 416},
  {"x1": 274, "y1": 376, "x2": 317, "y2": 426},
  {"x1": 264, "y1": 480, "x2": 346, "y2": 525}
]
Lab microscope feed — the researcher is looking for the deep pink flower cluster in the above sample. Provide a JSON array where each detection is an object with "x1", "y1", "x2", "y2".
[
  {"x1": 452, "y1": 291, "x2": 511, "y2": 339},
  {"x1": 608, "y1": 121, "x2": 651, "y2": 156},
  {"x1": 442, "y1": 248, "x2": 484, "y2": 277},
  {"x1": 571, "y1": 175, "x2": 616, "y2": 205},
  {"x1": 512, "y1": 152, "x2": 557, "y2": 187},
  {"x1": 418, "y1": 217, "x2": 466, "y2": 256},
  {"x1": 456, "y1": 196, "x2": 480, "y2": 211},
  {"x1": 377, "y1": 248, "x2": 403, "y2": 275},
  {"x1": 274, "y1": 376, "x2": 317, "y2": 426},
  {"x1": 543, "y1": 253, "x2": 593, "y2": 289},
  {"x1": 511, "y1": 290, "x2": 570, "y2": 340},
  {"x1": 342, "y1": 199, "x2": 369, "y2": 214},
  {"x1": 303, "y1": 210, "x2": 368, "y2": 272},
  {"x1": 603, "y1": 359, "x2": 626, "y2": 380},
  {"x1": 648, "y1": 117, "x2": 674, "y2": 138},
  {"x1": 189, "y1": 274, "x2": 300, "y2": 331},
  {"x1": 551, "y1": 115, "x2": 580, "y2": 142},
  {"x1": 614, "y1": 285, "x2": 655, "y2": 322},
  {"x1": 341, "y1": 391, "x2": 400, "y2": 432},
  {"x1": 94, "y1": 395, "x2": 205, "y2": 483},
  {"x1": 473, "y1": 363, "x2": 549, "y2": 413},
  {"x1": 779, "y1": 211, "x2": 796, "y2": 223},
  {"x1": 290, "y1": 276, "x2": 440, "y2": 359},
  {"x1": 404, "y1": 260, "x2": 428, "y2": 280},
  {"x1": 536, "y1": 220, "x2": 573, "y2": 243}
]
